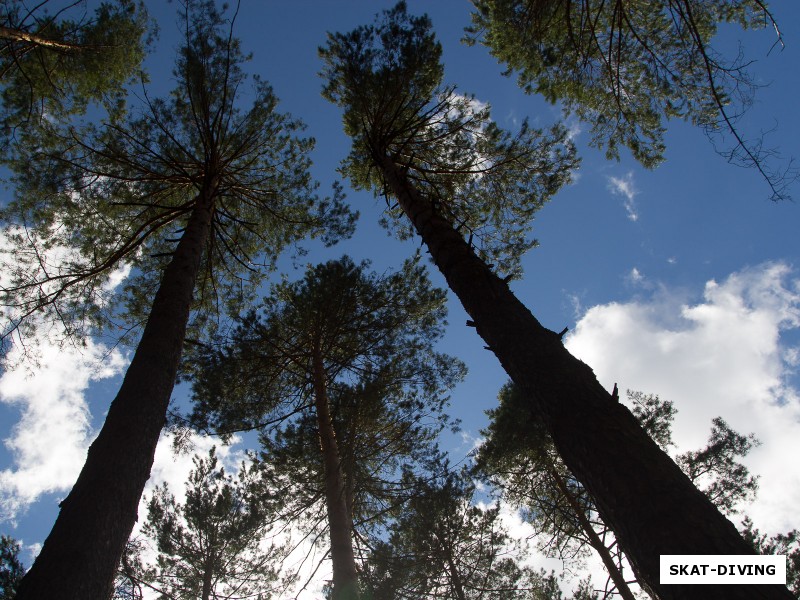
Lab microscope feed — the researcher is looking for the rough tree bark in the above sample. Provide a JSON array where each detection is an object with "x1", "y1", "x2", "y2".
[
  {"x1": 15, "y1": 185, "x2": 217, "y2": 600},
  {"x1": 378, "y1": 154, "x2": 795, "y2": 600},
  {"x1": 312, "y1": 341, "x2": 361, "y2": 600}
]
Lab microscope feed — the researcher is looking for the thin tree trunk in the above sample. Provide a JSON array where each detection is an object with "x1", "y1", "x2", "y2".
[
  {"x1": 201, "y1": 554, "x2": 214, "y2": 600},
  {"x1": 440, "y1": 540, "x2": 467, "y2": 600},
  {"x1": 378, "y1": 154, "x2": 794, "y2": 600},
  {"x1": 15, "y1": 187, "x2": 217, "y2": 600},
  {"x1": 343, "y1": 405, "x2": 359, "y2": 526},
  {"x1": 0, "y1": 26, "x2": 89, "y2": 52},
  {"x1": 549, "y1": 469, "x2": 638, "y2": 600},
  {"x1": 312, "y1": 342, "x2": 360, "y2": 600}
]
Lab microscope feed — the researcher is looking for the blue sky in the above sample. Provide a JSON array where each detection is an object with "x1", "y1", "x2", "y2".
[{"x1": 1, "y1": 0, "x2": 799, "y2": 594}]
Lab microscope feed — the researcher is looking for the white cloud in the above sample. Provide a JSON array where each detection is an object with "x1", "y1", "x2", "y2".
[
  {"x1": 1, "y1": 223, "x2": 131, "y2": 361},
  {"x1": 120, "y1": 432, "x2": 271, "y2": 600},
  {"x1": 133, "y1": 432, "x2": 246, "y2": 540},
  {"x1": 487, "y1": 496, "x2": 624, "y2": 596},
  {"x1": 0, "y1": 224, "x2": 133, "y2": 522},
  {"x1": 0, "y1": 339, "x2": 127, "y2": 521},
  {"x1": 565, "y1": 262, "x2": 800, "y2": 533},
  {"x1": 445, "y1": 93, "x2": 490, "y2": 128},
  {"x1": 505, "y1": 109, "x2": 521, "y2": 128},
  {"x1": 566, "y1": 119, "x2": 582, "y2": 142},
  {"x1": 143, "y1": 431, "x2": 244, "y2": 508},
  {"x1": 606, "y1": 172, "x2": 639, "y2": 221},
  {"x1": 458, "y1": 430, "x2": 485, "y2": 456}
]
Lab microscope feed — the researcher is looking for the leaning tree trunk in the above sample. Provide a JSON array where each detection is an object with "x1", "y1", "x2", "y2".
[
  {"x1": 312, "y1": 341, "x2": 361, "y2": 600},
  {"x1": 378, "y1": 154, "x2": 795, "y2": 600},
  {"x1": 15, "y1": 186, "x2": 217, "y2": 600}
]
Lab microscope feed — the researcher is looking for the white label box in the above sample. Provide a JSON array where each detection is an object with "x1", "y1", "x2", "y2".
[{"x1": 660, "y1": 555, "x2": 786, "y2": 584}]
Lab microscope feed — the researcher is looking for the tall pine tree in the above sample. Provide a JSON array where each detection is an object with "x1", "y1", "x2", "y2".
[
  {"x1": 187, "y1": 256, "x2": 464, "y2": 600},
  {"x1": 8, "y1": 3, "x2": 352, "y2": 597},
  {"x1": 319, "y1": 4, "x2": 794, "y2": 598}
]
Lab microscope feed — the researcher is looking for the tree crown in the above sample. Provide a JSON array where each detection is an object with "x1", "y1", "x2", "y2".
[
  {"x1": 118, "y1": 447, "x2": 290, "y2": 600},
  {"x1": 1, "y1": 0, "x2": 355, "y2": 352},
  {"x1": 1, "y1": 0, "x2": 151, "y2": 148},
  {"x1": 320, "y1": 1, "x2": 579, "y2": 278},
  {"x1": 466, "y1": 0, "x2": 794, "y2": 199}
]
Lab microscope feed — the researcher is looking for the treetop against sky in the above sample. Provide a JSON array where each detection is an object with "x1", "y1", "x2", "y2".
[{"x1": 0, "y1": 0, "x2": 799, "y2": 597}]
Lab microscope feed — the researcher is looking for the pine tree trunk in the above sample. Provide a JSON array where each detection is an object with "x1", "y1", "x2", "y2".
[
  {"x1": 15, "y1": 187, "x2": 217, "y2": 600},
  {"x1": 201, "y1": 555, "x2": 214, "y2": 600},
  {"x1": 343, "y1": 408, "x2": 359, "y2": 526},
  {"x1": 378, "y1": 154, "x2": 795, "y2": 600},
  {"x1": 312, "y1": 342, "x2": 361, "y2": 600}
]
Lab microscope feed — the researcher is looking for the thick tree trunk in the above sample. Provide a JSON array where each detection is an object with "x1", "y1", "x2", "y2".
[
  {"x1": 379, "y1": 155, "x2": 795, "y2": 600},
  {"x1": 15, "y1": 188, "x2": 216, "y2": 600},
  {"x1": 312, "y1": 342, "x2": 361, "y2": 600},
  {"x1": 549, "y1": 469, "x2": 637, "y2": 600}
]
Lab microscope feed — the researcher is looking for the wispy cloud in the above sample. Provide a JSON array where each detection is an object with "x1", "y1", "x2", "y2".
[
  {"x1": 564, "y1": 291, "x2": 584, "y2": 320},
  {"x1": 505, "y1": 109, "x2": 520, "y2": 128},
  {"x1": 459, "y1": 430, "x2": 485, "y2": 455},
  {"x1": 606, "y1": 172, "x2": 639, "y2": 221},
  {"x1": 566, "y1": 119, "x2": 582, "y2": 142}
]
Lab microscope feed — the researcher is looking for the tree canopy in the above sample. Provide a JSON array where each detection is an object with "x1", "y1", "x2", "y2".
[
  {"x1": 320, "y1": 1, "x2": 578, "y2": 278},
  {"x1": 1, "y1": 0, "x2": 150, "y2": 150},
  {"x1": 0, "y1": 535, "x2": 25, "y2": 600},
  {"x1": 364, "y1": 468, "x2": 551, "y2": 600},
  {"x1": 1, "y1": 0, "x2": 353, "y2": 350},
  {"x1": 740, "y1": 517, "x2": 800, "y2": 597},
  {"x1": 466, "y1": 0, "x2": 793, "y2": 199},
  {"x1": 188, "y1": 256, "x2": 462, "y2": 437},
  {"x1": 476, "y1": 384, "x2": 763, "y2": 599}
]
